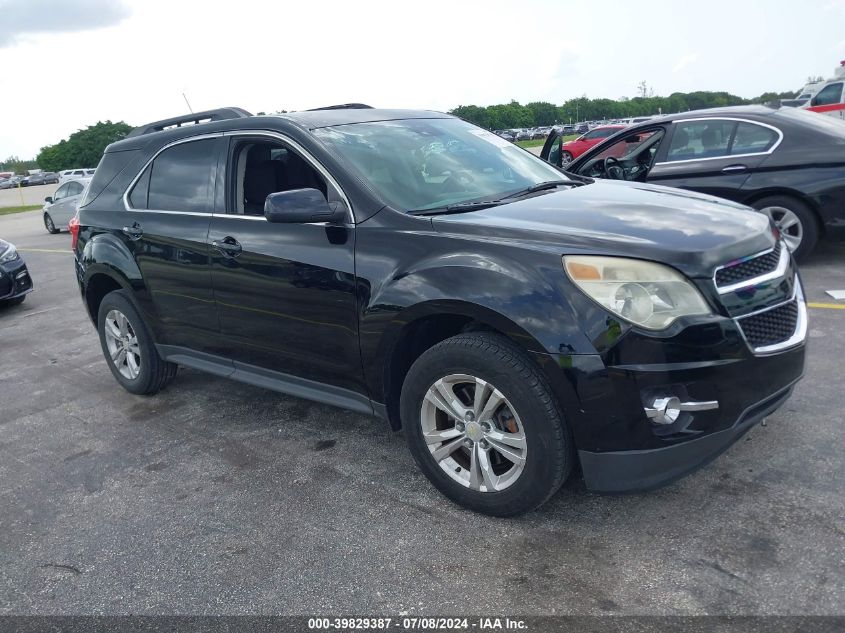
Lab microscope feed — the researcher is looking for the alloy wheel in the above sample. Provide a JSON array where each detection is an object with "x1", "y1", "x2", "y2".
[
  {"x1": 103, "y1": 309, "x2": 141, "y2": 380},
  {"x1": 45, "y1": 214, "x2": 55, "y2": 232},
  {"x1": 420, "y1": 374, "x2": 527, "y2": 493},
  {"x1": 760, "y1": 206, "x2": 803, "y2": 253}
]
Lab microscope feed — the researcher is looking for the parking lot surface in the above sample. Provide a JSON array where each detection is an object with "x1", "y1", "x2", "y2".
[
  {"x1": 0, "y1": 183, "x2": 58, "y2": 208},
  {"x1": 1, "y1": 209, "x2": 843, "y2": 615}
]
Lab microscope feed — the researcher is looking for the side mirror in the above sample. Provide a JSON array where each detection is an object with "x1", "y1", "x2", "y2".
[
  {"x1": 625, "y1": 135, "x2": 641, "y2": 143},
  {"x1": 264, "y1": 188, "x2": 346, "y2": 224},
  {"x1": 45, "y1": 196, "x2": 53, "y2": 204}
]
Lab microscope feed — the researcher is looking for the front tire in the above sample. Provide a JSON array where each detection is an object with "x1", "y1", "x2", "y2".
[
  {"x1": 44, "y1": 213, "x2": 59, "y2": 234},
  {"x1": 561, "y1": 151, "x2": 573, "y2": 166},
  {"x1": 752, "y1": 195, "x2": 818, "y2": 260},
  {"x1": 97, "y1": 290, "x2": 177, "y2": 395},
  {"x1": 400, "y1": 333, "x2": 573, "y2": 516}
]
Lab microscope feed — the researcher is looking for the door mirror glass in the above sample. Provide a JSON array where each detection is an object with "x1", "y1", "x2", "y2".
[{"x1": 264, "y1": 188, "x2": 345, "y2": 224}]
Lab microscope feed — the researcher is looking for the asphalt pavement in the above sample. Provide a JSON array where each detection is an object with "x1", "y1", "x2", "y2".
[
  {"x1": 0, "y1": 209, "x2": 843, "y2": 615},
  {"x1": 0, "y1": 183, "x2": 58, "y2": 208}
]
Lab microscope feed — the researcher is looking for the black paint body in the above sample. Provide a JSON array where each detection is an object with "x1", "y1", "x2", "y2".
[{"x1": 74, "y1": 109, "x2": 806, "y2": 493}]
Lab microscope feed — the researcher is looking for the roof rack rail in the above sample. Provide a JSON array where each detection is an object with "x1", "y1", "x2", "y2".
[
  {"x1": 126, "y1": 107, "x2": 253, "y2": 138},
  {"x1": 307, "y1": 103, "x2": 374, "y2": 111}
]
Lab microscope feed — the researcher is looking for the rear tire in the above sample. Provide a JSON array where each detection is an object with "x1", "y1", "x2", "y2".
[
  {"x1": 44, "y1": 213, "x2": 59, "y2": 234},
  {"x1": 400, "y1": 332, "x2": 573, "y2": 516},
  {"x1": 97, "y1": 290, "x2": 177, "y2": 395},
  {"x1": 752, "y1": 195, "x2": 818, "y2": 261}
]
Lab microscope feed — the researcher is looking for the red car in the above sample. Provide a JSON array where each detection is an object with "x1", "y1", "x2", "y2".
[{"x1": 548, "y1": 125, "x2": 626, "y2": 165}]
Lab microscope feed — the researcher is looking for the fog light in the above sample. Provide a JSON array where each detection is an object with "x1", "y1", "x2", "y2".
[{"x1": 645, "y1": 396, "x2": 719, "y2": 425}]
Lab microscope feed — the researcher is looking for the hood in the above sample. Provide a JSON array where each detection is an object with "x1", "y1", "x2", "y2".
[{"x1": 431, "y1": 180, "x2": 774, "y2": 278}]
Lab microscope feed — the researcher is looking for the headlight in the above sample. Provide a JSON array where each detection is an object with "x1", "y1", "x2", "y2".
[
  {"x1": 0, "y1": 244, "x2": 18, "y2": 264},
  {"x1": 563, "y1": 255, "x2": 712, "y2": 330}
]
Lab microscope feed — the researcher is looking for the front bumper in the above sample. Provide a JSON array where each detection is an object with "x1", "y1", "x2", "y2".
[
  {"x1": 531, "y1": 289, "x2": 806, "y2": 494},
  {"x1": 0, "y1": 258, "x2": 34, "y2": 300},
  {"x1": 577, "y1": 380, "x2": 797, "y2": 492}
]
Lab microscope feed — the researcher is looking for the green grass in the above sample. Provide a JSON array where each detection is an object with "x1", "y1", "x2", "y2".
[
  {"x1": 516, "y1": 134, "x2": 579, "y2": 149},
  {"x1": 516, "y1": 138, "x2": 547, "y2": 148},
  {"x1": 0, "y1": 205, "x2": 41, "y2": 215}
]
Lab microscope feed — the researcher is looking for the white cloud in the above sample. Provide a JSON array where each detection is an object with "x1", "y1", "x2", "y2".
[
  {"x1": 672, "y1": 53, "x2": 700, "y2": 74},
  {"x1": 0, "y1": 0, "x2": 130, "y2": 48}
]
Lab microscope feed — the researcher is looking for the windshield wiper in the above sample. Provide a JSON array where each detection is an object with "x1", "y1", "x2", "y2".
[
  {"x1": 500, "y1": 180, "x2": 581, "y2": 200},
  {"x1": 411, "y1": 200, "x2": 505, "y2": 216}
]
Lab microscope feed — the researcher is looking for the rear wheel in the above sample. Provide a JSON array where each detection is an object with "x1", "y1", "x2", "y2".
[
  {"x1": 97, "y1": 290, "x2": 177, "y2": 395},
  {"x1": 400, "y1": 333, "x2": 572, "y2": 516},
  {"x1": 752, "y1": 195, "x2": 818, "y2": 260},
  {"x1": 43, "y1": 213, "x2": 59, "y2": 234}
]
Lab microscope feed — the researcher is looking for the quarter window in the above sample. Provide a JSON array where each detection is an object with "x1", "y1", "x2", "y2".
[
  {"x1": 813, "y1": 82, "x2": 843, "y2": 106},
  {"x1": 666, "y1": 120, "x2": 736, "y2": 161},
  {"x1": 129, "y1": 138, "x2": 216, "y2": 212},
  {"x1": 731, "y1": 122, "x2": 778, "y2": 155}
]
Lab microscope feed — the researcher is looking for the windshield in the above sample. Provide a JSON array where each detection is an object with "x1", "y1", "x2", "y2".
[{"x1": 313, "y1": 118, "x2": 567, "y2": 211}]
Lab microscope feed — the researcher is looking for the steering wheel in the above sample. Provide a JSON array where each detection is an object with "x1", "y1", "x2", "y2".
[
  {"x1": 442, "y1": 170, "x2": 476, "y2": 191},
  {"x1": 604, "y1": 156, "x2": 625, "y2": 180}
]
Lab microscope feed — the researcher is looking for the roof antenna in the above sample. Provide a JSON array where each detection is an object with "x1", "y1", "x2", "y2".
[{"x1": 182, "y1": 92, "x2": 194, "y2": 114}]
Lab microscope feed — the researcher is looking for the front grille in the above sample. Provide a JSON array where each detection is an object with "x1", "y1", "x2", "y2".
[
  {"x1": 716, "y1": 242, "x2": 781, "y2": 288},
  {"x1": 738, "y1": 300, "x2": 799, "y2": 348}
]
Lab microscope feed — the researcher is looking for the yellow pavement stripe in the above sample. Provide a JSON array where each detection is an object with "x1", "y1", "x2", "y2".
[
  {"x1": 808, "y1": 302, "x2": 845, "y2": 310},
  {"x1": 18, "y1": 248, "x2": 71, "y2": 254}
]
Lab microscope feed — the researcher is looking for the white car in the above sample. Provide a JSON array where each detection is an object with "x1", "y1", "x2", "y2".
[
  {"x1": 42, "y1": 178, "x2": 90, "y2": 234},
  {"x1": 58, "y1": 168, "x2": 95, "y2": 184}
]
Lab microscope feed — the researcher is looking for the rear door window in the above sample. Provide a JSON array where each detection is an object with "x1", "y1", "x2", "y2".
[
  {"x1": 666, "y1": 120, "x2": 736, "y2": 161},
  {"x1": 130, "y1": 138, "x2": 217, "y2": 212},
  {"x1": 67, "y1": 181, "x2": 84, "y2": 196}
]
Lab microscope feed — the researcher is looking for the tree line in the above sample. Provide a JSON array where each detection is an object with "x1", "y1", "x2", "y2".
[
  {"x1": 6, "y1": 88, "x2": 798, "y2": 172},
  {"x1": 31, "y1": 121, "x2": 132, "y2": 173},
  {"x1": 449, "y1": 89, "x2": 797, "y2": 130}
]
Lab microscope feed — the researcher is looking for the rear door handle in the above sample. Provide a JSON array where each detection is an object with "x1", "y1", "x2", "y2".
[
  {"x1": 122, "y1": 222, "x2": 143, "y2": 240},
  {"x1": 721, "y1": 164, "x2": 747, "y2": 173},
  {"x1": 212, "y1": 236, "x2": 242, "y2": 257}
]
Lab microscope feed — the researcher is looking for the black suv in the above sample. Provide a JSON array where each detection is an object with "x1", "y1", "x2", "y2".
[{"x1": 73, "y1": 106, "x2": 806, "y2": 516}]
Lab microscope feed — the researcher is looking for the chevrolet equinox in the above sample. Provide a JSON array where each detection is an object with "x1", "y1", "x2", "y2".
[{"x1": 72, "y1": 106, "x2": 807, "y2": 516}]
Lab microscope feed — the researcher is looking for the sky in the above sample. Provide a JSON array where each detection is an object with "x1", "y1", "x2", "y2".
[{"x1": 1, "y1": 0, "x2": 844, "y2": 159}]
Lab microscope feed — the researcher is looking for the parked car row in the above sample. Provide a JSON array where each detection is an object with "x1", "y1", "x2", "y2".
[{"x1": 0, "y1": 168, "x2": 95, "y2": 191}]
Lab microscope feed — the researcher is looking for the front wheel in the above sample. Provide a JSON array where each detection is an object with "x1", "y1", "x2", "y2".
[
  {"x1": 44, "y1": 213, "x2": 59, "y2": 234},
  {"x1": 97, "y1": 290, "x2": 177, "y2": 395},
  {"x1": 561, "y1": 151, "x2": 573, "y2": 166},
  {"x1": 752, "y1": 195, "x2": 818, "y2": 260},
  {"x1": 400, "y1": 333, "x2": 573, "y2": 516}
]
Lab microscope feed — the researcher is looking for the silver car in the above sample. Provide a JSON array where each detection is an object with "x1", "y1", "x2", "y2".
[{"x1": 42, "y1": 178, "x2": 90, "y2": 234}]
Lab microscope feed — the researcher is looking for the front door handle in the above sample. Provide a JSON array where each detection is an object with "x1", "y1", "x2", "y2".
[
  {"x1": 122, "y1": 222, "x2": 143, "y2": 240},
  {"x1": 721, "y1": 164, "x2": 747, "y2": 173},
  {"x1": 212, "y1": 236, "x2": 242, "y2": 257}
]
